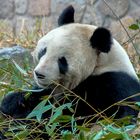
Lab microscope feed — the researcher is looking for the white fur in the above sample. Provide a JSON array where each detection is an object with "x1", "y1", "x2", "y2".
[
  {"x1": 33, "y1": 23, "x2": 138, "y2": 89},
  {"x1": 93, "y1": 39, "x2": 138, "y2": 79}
]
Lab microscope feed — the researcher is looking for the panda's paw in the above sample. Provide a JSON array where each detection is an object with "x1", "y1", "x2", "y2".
[{"x1": 0, "y1": 92, "x2": 29, "y2": 118}]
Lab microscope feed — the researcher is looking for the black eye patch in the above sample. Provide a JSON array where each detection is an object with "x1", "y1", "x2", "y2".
[
  {"x1": 38, "y1": 48, "x2": 47, "y2": 60},
  {"x1": 58, "y1": 57, "x2": 68, "y2": 74}
]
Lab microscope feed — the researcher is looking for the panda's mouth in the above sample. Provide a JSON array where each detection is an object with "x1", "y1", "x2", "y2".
[
  {"x1": 35, "y1": 78, "x2": 61, "y2": 89},
  {"x1": 35, "y1": 80, "x2": 48, "y2": 88},
  {"x1": 34, "y1": 76, "x2": 48, "y2": 87}
]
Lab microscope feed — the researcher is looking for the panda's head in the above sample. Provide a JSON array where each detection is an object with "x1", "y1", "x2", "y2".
[{"x1": 33, "y1": 6, "x2": 136, "y2": 89}]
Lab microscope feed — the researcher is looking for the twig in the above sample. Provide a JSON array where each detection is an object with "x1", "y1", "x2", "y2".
[
  {"x1": 122, "y1": 30, "x2": 140, "y2": 46},
  {"x1": 103, "y1": 0, "x2": 139, "y2": 56}
]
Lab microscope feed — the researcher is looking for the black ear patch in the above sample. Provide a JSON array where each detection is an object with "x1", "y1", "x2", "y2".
[
  {"x1": 58, "y1": 57, "x2": 68, "y2": 74},
  {"x1": 90, "y1": 28, "x2": 112, "y2": 53},
  {"x1": 58, "y1": 5, "x2": 75, "y2": 26}
]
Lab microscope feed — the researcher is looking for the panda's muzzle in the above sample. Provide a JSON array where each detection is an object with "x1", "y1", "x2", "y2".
[{"x1": 34, "y1": 71, "x2": 46, "y2": 79}]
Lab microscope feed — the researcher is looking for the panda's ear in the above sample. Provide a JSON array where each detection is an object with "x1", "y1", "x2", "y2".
[
  {"x1": 90, "y1": 27, "x2": 112, "y2": 53},
  {"x1": 58, "y1": 5, "x2": 75, "y2": 26}
]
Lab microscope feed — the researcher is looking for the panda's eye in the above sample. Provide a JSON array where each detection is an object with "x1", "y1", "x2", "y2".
[
  {"x1": 58, "y1": 57, "x2": 68, "y2": 74},
  {"x1": 38, "y1": 48, "x2": 47, "y2": 60}
]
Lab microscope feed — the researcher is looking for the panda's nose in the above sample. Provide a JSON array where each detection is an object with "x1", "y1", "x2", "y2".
[{"x1": 34, "y1": 71, "x2": 45, "y2": 79}]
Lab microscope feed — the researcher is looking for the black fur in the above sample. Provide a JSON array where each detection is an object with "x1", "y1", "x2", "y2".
[
  {"x1": 90, "y1": 27, "x2": 112, "y2": 53},
  {"x1": 38, "y1": 47, "x2": 47, "y2": 60},
  {"x1": 58, "y1": 5, "x2": 75, "y2": 26},
  {"x1": 73, "y1": 72, "x2": 140, "y2": 118},
  {"x1": 0, "y1": 87, "x2": 52, "y2": 139},
  {"x1": 0, "y1": 87, "x2": 52, "y2": 118},
  {"x1": 58, "y1": 56, "x2": 68, "y2": 74}
]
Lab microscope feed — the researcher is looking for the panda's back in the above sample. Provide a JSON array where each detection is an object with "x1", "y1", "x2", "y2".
[{"x1": 73, "y1": 71, "x2": 140, "y2": 118}]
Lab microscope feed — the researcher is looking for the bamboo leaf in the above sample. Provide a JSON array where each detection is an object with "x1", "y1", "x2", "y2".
[
  {"x1": 12, "y1": 60, "x2": 28, "y2": 76},
  {"x1": 129, "y1": 24, "x2": 139, "y2": 30}
]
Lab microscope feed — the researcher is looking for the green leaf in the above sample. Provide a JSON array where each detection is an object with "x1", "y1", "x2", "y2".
[
  {"x1": 105, "y1": 125, "x2": 121, "y2": 134},
  {"x1": 71, "y1": 115, "x2": 77, "y2": 134},
  {"x1": 61, "y1": 130, "x2": 73, "y2": 140},
  {"x1": 48, "y1": 103, "x2": 72, "y2": 124},
  {"x1": 93, "y1": 130, "x2": 105, "y2": 140},
  {"x1": 135, "y1": 102, "x2": 140, "y2": 107},
  {"x1": 55, "y1": 103, "x2": 72, "y2": 112},
  {"x1": 115, "y1": 116, "x2": 132, "y2": 126},
  {"x1": 122, "y1": 132, "x2": 131, "y2": 140},
  {"x1": 63, "y1": 134, "x2": 73, "y2": 140},
  {"x1": 27, "y1": 99, "x2": 53, "y2": 122},
  {"x1": 76, "y1": 126, "x2": 90, "y2": 132},
  {"x1": 36, "y1": 105, "x2": 52, "y2": 122},
  {"x1": 14, "y1": 130, "x2": 29, "y2": 140},
  {"x1": 79, "y1": 131, "x2": 86, "y2": 140},
  {"x1": 12, "y1": 60, "x2": 28, "y2": 76},
  {"x1": 129, "y1": 24, "x2": 139, "y2": 30},
  {"x1": 54, "y1": 115, "x2": 72, "y2": 123},
  {"x1": 99, "y1": 124, "x2": 133, "y2": 140},
  {"x1": 124, "y1": 124, "x2": 136, "y2": 131},
  {"x1": 4, "y1": 132, "x2": 14, "y2": 138},
  {"x1": 45, "y1": 123, "x2": 58, "y2": 136},
  {"x1": 100, "y1": 133, "x2": 123, "y2": 140},
  {"x1": 48, "y1": 108, "x2": 62, "y2": 125},
  {"x1": 8, "y1": 125, "x2": 27, "y2": 131}
]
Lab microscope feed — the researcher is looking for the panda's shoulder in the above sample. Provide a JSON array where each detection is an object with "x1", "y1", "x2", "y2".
[{"x1": 77, "y1": 72, "x2": 140, "y2": 98}]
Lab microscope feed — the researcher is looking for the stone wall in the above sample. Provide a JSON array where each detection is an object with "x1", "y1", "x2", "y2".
[
  {"x1": 0, "y1": 0, "x2": 140, "y2": 72},
  {"x1": 0, "y1": 0, "x2": 140, "y2": 44}
]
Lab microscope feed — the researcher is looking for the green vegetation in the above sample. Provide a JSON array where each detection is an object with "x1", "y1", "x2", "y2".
[{"x1": 0, "y1": 59, "x2": 140, "y2": 139}]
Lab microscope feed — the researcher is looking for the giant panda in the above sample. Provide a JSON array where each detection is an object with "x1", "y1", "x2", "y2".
[{"x1": 1, "y1": 5, "x2": 140, "y2": 130}]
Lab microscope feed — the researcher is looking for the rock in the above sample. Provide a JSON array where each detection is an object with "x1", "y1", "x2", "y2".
[
  {"x1": 28, "y1": 0, "x2": 51, "y2": 16},
  {"x1": 15, "y1": 16, "x2": 51, "y2": 35},
  {"x1": 0, "y1": 19, "x2": 13, "y2": 34},
  {"x1": 15, "y1": 0, "x2": 28, "y2": 14},
  {"x1": 110, "y1": 16, "x2": 140, "y2": 71},
  {"x1": 133, "y1": 0, "x2": 140, "y2": 6},
  {"x1": 135, "y1": 43, "x2": 140, "y2": 55},
  {"x1": 110, "y1": 16, "x2": 136, "y2": 43},
  {"x1": 98, "y1": 0, "x2": 129, "y2": 18},
  {"x1": 0, "y1": 46, "x2": 33, "y2": 65},
  {"x1": 133, "y1": 29, "x2": 140, "y2": 56},
  {"x1": 82, "y1": 6, "x2": 94, "y2": 24},
  {"x1": 129, "y1": 9, "x2": 140, "y2": 20},
  {"x1": 86, "y1": 0, "x2": 97, "y2": 5},
  {"x1": 0, "y1": 0, "x2": 14, "y2": 19},
  {"x1": 51, "y1": 0, "x2": 86, "y2": 25},
  {"x1": 15, "y1": 17, "x2": 35, "y2": 34},
  {"x1": 0, "y1": 46, "x2": 27, "y2": 57},
  {"x1": 82, "y1": 5, "x2": 105, "y2": 26}
]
